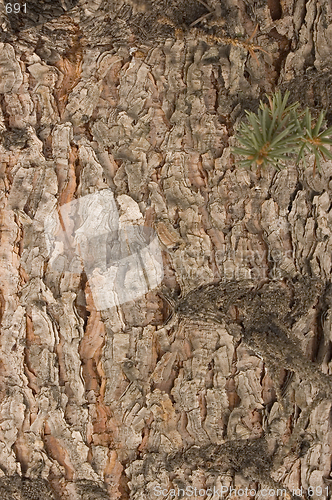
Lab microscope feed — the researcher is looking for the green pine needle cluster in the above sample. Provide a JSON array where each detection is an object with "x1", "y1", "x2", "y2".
[{"x1": 232, "y1": 90, "x2": 332, "y2": 172}]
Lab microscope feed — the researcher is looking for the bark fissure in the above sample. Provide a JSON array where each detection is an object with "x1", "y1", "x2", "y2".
[{"x1": 0, "y1": 0, "x2": 332, "y2": 498}]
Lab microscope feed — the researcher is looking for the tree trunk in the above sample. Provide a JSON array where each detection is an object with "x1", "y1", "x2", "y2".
[{"x1": 0, "y1": 0, "x2": 332, "y2": 498}]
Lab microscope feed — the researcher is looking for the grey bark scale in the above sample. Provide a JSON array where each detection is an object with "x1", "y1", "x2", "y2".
[{"x1": 0, "y1": 0, "x2": 331, "y2": 498}]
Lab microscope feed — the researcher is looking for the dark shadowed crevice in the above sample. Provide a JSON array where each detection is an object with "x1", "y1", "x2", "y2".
[{"x1": 267, "y1": 0, "x2": 282, "y2": 20}]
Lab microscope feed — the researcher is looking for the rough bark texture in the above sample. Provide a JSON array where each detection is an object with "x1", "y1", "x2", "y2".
[{"x1": 0, "y1": 0, "x2": 332, "y2": 499}]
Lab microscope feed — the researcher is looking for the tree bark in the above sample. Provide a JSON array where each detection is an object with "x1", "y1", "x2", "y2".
[{"x1": 0, "y1": 0, "x2": 332, "y2": 499}]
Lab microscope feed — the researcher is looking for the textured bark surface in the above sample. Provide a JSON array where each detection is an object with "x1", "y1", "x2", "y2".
[{"x1": 0, "y1": 0, "x2": 332, "y2": 499}]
